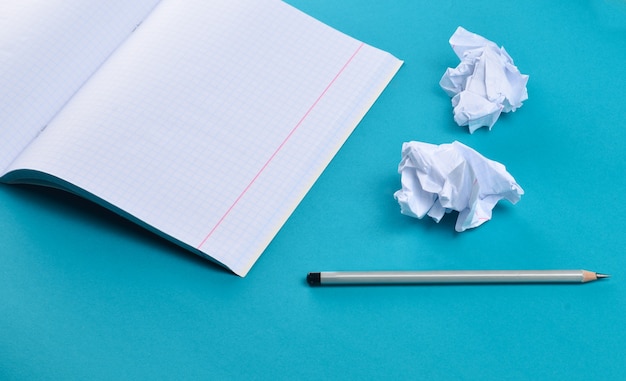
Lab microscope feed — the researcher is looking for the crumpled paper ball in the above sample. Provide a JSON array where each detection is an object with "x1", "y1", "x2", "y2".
[
  {"x1": 393, "y1": 141, "x2": 524, "y2": 232},
  {"x1": 440, "y1": 26, "x2": 529, "y2": 133}
]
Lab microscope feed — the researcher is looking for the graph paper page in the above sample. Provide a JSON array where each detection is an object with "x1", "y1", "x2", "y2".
[
  {"x1": 7, "y1": 0, "x2": 402, "y2": 276},
  {"x1": 0, "y1": 0, "x2": 161, "y2": 173}
]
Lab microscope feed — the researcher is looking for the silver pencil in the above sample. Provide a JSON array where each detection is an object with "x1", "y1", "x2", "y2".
[{"x1": 306, "y1": 270, "x2": 610, "y2": 286}]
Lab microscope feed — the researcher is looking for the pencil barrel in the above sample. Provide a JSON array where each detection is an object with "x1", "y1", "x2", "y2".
[{"x1": 319, "y1": 270, "x2": 586, "y2": 284}]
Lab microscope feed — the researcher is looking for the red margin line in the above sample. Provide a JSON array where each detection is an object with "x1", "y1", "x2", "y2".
[{"x1": 197, "y1": 42, "x2": 365, "y2": 249}]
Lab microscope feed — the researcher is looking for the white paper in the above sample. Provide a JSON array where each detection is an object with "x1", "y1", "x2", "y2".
[
  {"x1": 440, "y1": 27, "x2": 529, "y2": 133},
  {"x1": 0, "y1": 0, "x2": 160, "y2": 172},
  {"x1": 393, "y1": 141, "x2": 524, "y2": 232},
  {"x1": 4, "y1": 0, "x2": 402, "y2": 276}
]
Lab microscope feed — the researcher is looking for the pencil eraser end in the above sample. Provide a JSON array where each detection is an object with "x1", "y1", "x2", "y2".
[{"x1": 307, "y1": 272, "x2": 321, "y2": 286}]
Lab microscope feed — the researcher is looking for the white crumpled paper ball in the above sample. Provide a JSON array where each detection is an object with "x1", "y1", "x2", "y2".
[
  {"x1": 394, "y1": 141, "x2": 524, "y2": 232},
  {"x1": 440, "y1": 27, "x2": 529, "y2": 133}
]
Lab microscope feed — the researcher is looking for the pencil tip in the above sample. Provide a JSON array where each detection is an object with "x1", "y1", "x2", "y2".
[{"x1": 596, "y1": 273, "x2": 610, "y2": 279}]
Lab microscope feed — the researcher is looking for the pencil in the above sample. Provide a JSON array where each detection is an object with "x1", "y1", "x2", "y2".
[{"x1": 306, "y1": 270, "x2": 609, "y2": 286}]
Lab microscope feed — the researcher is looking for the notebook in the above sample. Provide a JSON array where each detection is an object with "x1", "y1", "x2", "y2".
[{"x1": 0, "y1": 0, "x2": 402, "y2": 276}]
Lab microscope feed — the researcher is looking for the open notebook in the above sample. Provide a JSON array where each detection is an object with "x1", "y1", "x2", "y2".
[{"x1": 0, "y1": 0, "x2": 402, "y2": 276}]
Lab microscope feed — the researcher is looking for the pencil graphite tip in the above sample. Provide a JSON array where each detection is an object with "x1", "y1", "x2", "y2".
[{"x1": 596, "y1": 273, "x2": 610, "y2": 279}]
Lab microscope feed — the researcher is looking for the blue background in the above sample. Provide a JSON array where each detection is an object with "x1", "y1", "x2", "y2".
[{"x1": 2, "y1": 1, "x2": 625, "y2": 379}]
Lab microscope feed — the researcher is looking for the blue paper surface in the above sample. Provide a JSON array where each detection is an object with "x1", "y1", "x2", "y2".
[{"x1": 1, "y1": 1, "x2": 625, "y2": 380}]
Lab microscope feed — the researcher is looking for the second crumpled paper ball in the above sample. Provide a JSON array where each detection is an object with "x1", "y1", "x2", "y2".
[
  {"x1": 440, "y1": 26, "x2": 529, "y2": 133},
  {"x1": 393, "y1": 141, "x2": 524, "y2": 232}
]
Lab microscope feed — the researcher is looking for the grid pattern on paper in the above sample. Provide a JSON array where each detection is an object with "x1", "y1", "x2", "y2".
[
  {"x1": 0, "y1": 1, "x2": 160, "y2": 174},
  {"x1": 8, "y1": 0, "x2": 402, "y2": 275},
  {"x1": 200, "y1": 45, "x2": 402, "y2": 275},
  {"x1": 196, "y1": 42, "x2": 366, "y2": 250}
]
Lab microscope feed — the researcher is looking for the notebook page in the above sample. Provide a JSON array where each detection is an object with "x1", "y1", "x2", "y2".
[
  {"x1": 7, "y1": 0, "x2": 402, "y2": 276},
  {"x1": 0, "y1": 0, "x2": 161, "y2": 174}
]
